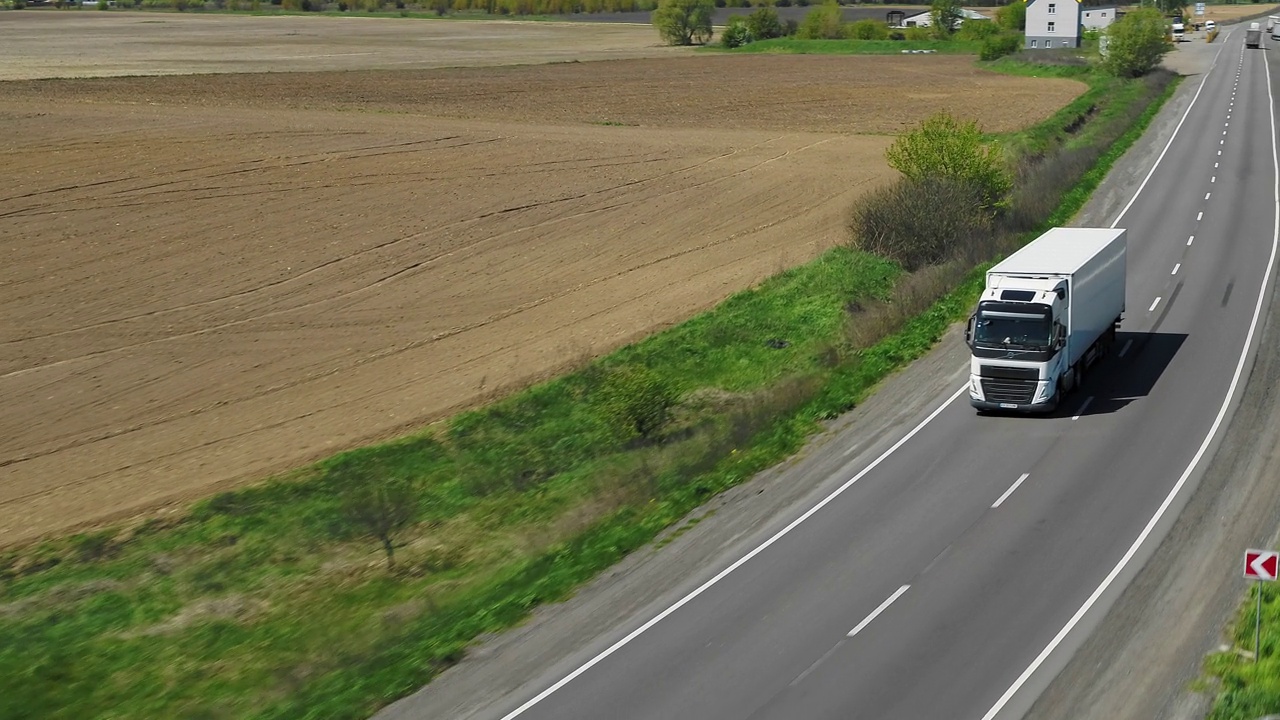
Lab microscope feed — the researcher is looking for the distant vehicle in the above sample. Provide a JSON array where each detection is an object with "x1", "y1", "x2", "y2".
[
  {"x1": 1171, "y1": 20, "x2": 1185, "y2": 41},
  {"x1": 1268, "y1": 15, "x2": 1279, "y2": 32},
  {"x1": 966, "y1": 228, "x2": 1127, "y2": 414},
  {"x1": 1205, "y1": 20, "x2": 1216, "y2": 33},
  {"x1": 1248, "y1": 22, "x2": 1262, "y2": 48}
]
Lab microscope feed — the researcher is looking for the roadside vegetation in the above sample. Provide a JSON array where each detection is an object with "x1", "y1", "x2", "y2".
[
  {"x1": 1204, "y1": 582, "x2": 1280, "y2": 719},
  {"x1": 0, "y1": 28, "x2": 1181, "y2": 720}
]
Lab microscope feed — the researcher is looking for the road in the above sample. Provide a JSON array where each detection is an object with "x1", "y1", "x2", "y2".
[{"x1": 394, "y1": 31, "x2": 1279, "y2": 720}]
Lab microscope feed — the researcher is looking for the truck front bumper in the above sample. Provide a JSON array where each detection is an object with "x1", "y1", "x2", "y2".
[{"x1": 969, "y1": 397, "x2": 1058, "y2": 414}]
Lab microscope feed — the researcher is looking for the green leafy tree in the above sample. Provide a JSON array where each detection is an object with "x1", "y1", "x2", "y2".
[
  {"x1": 995, "y1": 1, "x2": 1025, "y2": 32},
  {"x1": 849, "y1": 18, "x2": 889, "y2": 40},
  {"x1": 746, "y1": 5, "x2": 785, "y2": 40},
  {"x1": 796, "y1": 2, "x2": 846, "y2": 39},
  {"x1": 1103, "y1": 7, "x2": 1172, "y2": 77},
  {"x1": 597, "y1": 365, "x2": 679, "y2": 441},
  {"x1": 721, "y1": 14, "x2": 753, "y2": 47},
  {"x1": 336, "y1": 465, "x2": 421, "y2": 569},
  {"x1": 652, "y1": 0, "x2": 714, "y2": 45},
  {"x1": 885, "y1": 112, "x2": 1011, "y2": 213},
  {"x1": 930, "y1": 0, "x2": 962, "y2": 36}
]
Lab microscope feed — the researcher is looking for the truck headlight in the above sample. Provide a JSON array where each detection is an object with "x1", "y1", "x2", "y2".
[
  {"x1": 970, "y1": 375, "x2": 984, "y2": 401},
  {"x1": 1034, "y1": 381, "x2": 1054, "y2": 403}
]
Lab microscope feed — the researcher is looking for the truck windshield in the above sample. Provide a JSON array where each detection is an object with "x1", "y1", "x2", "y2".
[{"x1": 974, "y1": 303, "x2": 1053, "y2": 350}]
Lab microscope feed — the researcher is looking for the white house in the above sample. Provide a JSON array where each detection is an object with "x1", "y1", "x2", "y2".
[
  {"x1": 898, "y1": 8, "x2": 991, "y2": 29},
  {"x1": 1081, "y1": 5, "x2": 1118, "y2": 30},
  {"x1": 1025, "y1": 0, "x2": 1082, "y2": 49}
]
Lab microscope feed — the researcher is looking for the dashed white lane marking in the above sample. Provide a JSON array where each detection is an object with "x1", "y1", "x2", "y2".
[
  {"x1": 1118, "y1": 339, "x2": 1133, "y2": 357},
  {"x1": 1188, "y1": 235, "x2": 1195, "y2": 246},
  {"x1": 1198, "y1": 211, "x2": 1204, "y2": 221},
  {"x1": 1212, "y1": 176, "x2": 1217, "y2": 182},
  {"x1": 1149, "y1": 297, "x2": 1162, "y2": 313},
  {"x1": 1173, "y1": 263, "x2": 1181, "y2": 275},
  {"x1": 992, "y1": 473, "x2": 1031, "y2": 508},
  {"x1": 848, "y1": 585, "x2": 910, "y2": 637},
  {"x1": 1206, "y1": 192, "x2": 1213, "y2": 200},
  {"x1": 1072, "y1": 397, "x2": 1094, "y2": 421}
]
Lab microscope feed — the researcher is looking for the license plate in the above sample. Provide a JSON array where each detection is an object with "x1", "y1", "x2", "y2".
[{"x1": 999, "y1": 403, "x2": 1018, "y2": 409}]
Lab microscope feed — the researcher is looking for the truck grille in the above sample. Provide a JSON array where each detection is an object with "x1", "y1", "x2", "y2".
[{"x1": 981, "y1": 378, "x2": 1036, "y2": 404}]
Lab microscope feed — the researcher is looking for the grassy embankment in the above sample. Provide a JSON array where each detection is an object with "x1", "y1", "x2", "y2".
[
  {"x1": 1204, "y1": 583, "x2": 1280, "y2": 717},
  {"x1": 0, "y1": 56, "x2": 1179, "y2": 720}
]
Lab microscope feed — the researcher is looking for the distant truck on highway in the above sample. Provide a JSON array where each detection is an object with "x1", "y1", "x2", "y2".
[
  {"x1": 1247, "y1": 22, "x2": 1262, "y2": 48},
  {"x1": 1171, "y1": 19, "x2": 1185, "y2": 42},
  {"x1": 966, "y1": 227, "x2": 1127, "y2": 414}
]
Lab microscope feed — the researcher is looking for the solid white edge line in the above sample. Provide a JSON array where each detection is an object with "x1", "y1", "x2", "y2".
[
  {"x1": 980, "y1": 36, "x2": 1280, "y2": 720},
  {"x1": 848, "y1": 585, "x2": 911, "y2": 637},
  {"x1": 497, "y1": 34, "x2": 1237, "y2": 720},
  {"x1": 1111, "y1": 38, "x2": 1229, "y2": 227},
  {"x1": 992, "y1": 473, "x2": 1031, "y2": 508},
  {"x1": 497, "y1": 385, "x2": 966, "y2": 719}
]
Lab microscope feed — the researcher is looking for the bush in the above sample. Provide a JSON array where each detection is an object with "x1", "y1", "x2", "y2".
[
  {"x1": 980, "y1": 32, "x2": 1022, "y2": 61},
  {"x1": 848, "y1": 177, "x2": 993, "y2": 271},
  {"x1": 995, "y1": 0, "x2": 1024, "y2": 31},
  {"x1": 957, "y1": 18, "x2": 1000, "y2": 40},
  {"x1": 930, "y1": 0, "x2": 961, "y2": 36},
  {"x1": 597, "y1": 365, "x2": 679, "y2": 442},
  {"x1": 1103, "y1": 7, "x2": 1171, "y2": 77},
  {"x1": 796, "y1": 3, "x2": 846, "y2": 39},
  {"x1": 652, "y1": 0, "x2": 714, "y2": 45},
  {"x1": 885, "y1": 112, "x2": 1012, "y2": 213},
  {"x1": 721, "y1": 14, "x2": 753, "y2": 47},
  {"x1": 746, "y1": 5, "x2": 785, "y2": 40},
  {"x1": 848, "y1": 18, "x2": 889, "y2": 40}
]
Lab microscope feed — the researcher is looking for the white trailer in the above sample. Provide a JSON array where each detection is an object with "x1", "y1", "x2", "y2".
[
  {"x1": 1248, "y1": 22, "x2": 1262, "y2": 48},
  {"x1": 965, "y1": 227, "x2": 1127, "y2": 413}
]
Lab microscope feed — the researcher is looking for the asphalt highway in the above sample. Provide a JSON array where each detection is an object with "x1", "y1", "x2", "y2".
[{"x1": 476, "y1": 31, "x2": 1279, "y2": 720}]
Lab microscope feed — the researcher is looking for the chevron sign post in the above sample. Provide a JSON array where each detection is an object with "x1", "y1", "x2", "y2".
[{"x1": 1244, "y1": 549, "x2": 1279, "y2": 663}]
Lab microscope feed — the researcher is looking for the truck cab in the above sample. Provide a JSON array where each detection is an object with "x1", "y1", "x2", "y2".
[{"x1": 967, "y1": 279, "x2": 1071, "y2": 411}]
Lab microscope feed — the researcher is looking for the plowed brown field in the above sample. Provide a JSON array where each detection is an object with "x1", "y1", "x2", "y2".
[{"x1": 0, "y1": 15, "x2": 1087, "y2": 546}]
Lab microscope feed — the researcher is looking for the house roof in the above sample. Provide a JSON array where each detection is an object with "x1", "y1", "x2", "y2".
[{"x1": 902, "y1": 8, "x2": 991, "y2": 20}]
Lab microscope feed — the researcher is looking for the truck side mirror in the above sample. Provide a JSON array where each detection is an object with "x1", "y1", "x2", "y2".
[{"x1": 964, "y1": 314, "x2": 975, "y2": 346}]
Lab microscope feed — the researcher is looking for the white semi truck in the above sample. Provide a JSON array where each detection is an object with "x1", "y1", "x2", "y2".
[
  {"x1": 1248, "y1": 22, "x2": 1262, "y2": 48},
  {"x1": 966, "y1": 227, "x2": 1127, "y2": 413}
]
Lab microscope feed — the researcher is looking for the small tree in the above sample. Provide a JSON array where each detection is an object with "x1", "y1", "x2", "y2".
[
  {"x1": 995, "y1": 1, "x2": 1025, "y2": 32},
  {"x1": 652, "y1": 0, "x2": 714, "y2": 45},
  {"x1": 885, "y1": 112, "x2": 1011, "y2": 213},
  {"x1": 848, "y1": 18, "x2": 889, "y2": 40},
  {"x1": 796, "y1": 2, "x2": 845, "y2": 39},
  {"x1": 722, "y1": 15, "x2": 753, "y2": 47},
  {"x1": 746, "y1": 5, "x2": 785, "y2": 40},
  {"x1": 597, "y1": 365, "x2": 679, "y2": 442},
  {"x1": 1103, "y1": 7, "x2": 1172, "y2": 77},
  {"x1": 930, "y1": 0, "x2": 962, "y2": 36},
  {"x1": 338, "y1": 467, "x2": 420, "y2": 569}
]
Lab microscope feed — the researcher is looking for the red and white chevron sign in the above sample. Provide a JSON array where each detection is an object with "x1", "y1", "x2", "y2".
[{"x1": 1244, "y1": 550, "x2": 1279, "y2": 581}]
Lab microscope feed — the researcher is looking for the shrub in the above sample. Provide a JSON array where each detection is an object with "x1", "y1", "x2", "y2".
[
  {"x1": 797, "y1": 3, "x2": 846, "y2": 39},
  {"x1": 1103, "y1": 7, "x2": 1171, "y2": 77},
  {"x1": 335, "y1": 467, "x2": 421, "y2": 569},
  {"x1": 930, "y1": 0, "x2": 961, "y2": 36},
  {"x1": 721, "y1": 14, "x2": 752, "y2": 47},
  {"x1": 597, "y1": 365, "x2": 679, "y2": 442},
  {"x1": 848, "y1": 177, "x2": 993, "y2": 271},
  {"x1": 885, "y1": 112, "x2": 1012, "y2": 213},
  {"x1": 746, "y1": 5, "x2": 785, "y2": 40},
  {"x1": 652, "y1": 0, "x2": 714, "y2": 45},
  {"x1": 957, "y1": 18, "x2": 999, "y2": 40},
  {"x1": 995, "y1": 0, "x2": 1024, "y2": 31},
  {"x1": 980, "y1": 32, "x2": 1022, "y2": 60},
  {"x1": 848, "y1": 18, "x2": 889, "y2": 40},
  {"x1": 903, "y1": 25, "x2": 930, "y2": 41}
]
